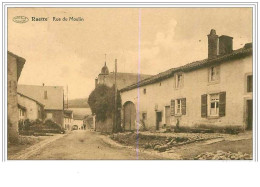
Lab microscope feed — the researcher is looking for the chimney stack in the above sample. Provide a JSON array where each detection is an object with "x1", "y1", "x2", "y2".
[
  {"x1": 219, "y1": 35, "x2": 233, "y2": 55},
  {"x1": 208, "y1": 29, "x2": 219, "y2": 59}
]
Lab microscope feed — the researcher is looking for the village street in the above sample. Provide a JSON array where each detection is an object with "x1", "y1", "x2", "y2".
[
  {"x1": 12, "y1": 130, "x2": 164, "y2": 160},
  {"x1": 8, "y1": 130, "x2": 252, "y2": 160}
]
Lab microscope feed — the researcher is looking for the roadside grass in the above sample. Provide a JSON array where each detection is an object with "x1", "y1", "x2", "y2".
[{"x1": 8, "y1": 136, "x2": 50, "y2": 157}]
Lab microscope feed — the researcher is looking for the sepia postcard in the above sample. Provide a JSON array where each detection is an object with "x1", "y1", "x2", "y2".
[{"x1": 3, "y1": 4, "x2": 256, "y2": 161}]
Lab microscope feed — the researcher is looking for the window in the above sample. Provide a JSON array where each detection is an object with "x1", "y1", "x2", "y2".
[
  {"x1": 247, "y1": 75, "x2": 253, "y2": 92},
  {"x1": 170, "y1": 98, "x2": 186, "y2": 116},
  {"x1": 44, "y1": 90, "x2": 48, "y2": 99},
  {"x1": 201, "y1": 92, "x2": 226, "y2": 118},
  {"x1": 175, "y1": 74, "x2": 183, "y2": 88},
  {"x1": 209, "y1": 94, "x2": 219, "y2": 116},
  {"x1": 143, "y1": 88, "x2": 146, "y2": 94},
  {"x1": 46, "y1": 113, "x2": 53, "y2": 119},
  {"x1": 209, "y1": 66, "x2": 220, "y2": 82},
  {"x1": 176, "y1": 99, "x2": 182, "y2": 114}
]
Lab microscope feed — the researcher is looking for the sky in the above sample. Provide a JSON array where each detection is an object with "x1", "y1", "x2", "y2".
[{"x1": 8, "y1": 8, "x2": 252, "y2": 99}]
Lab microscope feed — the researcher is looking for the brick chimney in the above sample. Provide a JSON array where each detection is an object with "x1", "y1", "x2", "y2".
[
  {"x1": 219, "y1": 35, "x2": 233, "y2": 55},
  {"x1": 208, "y1": 29, "x2": 219, "y2": 59}
]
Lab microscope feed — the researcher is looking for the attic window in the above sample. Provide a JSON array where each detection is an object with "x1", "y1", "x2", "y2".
[
  {"x1": 143, "y1": 88, "x2": 146, "y2": 94},
  {"x1": 44, "y1": 90, "x2": 48, "y2": 99}
]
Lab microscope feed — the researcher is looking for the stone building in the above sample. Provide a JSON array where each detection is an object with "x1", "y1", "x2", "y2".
[
  {"x1": 93, "y1": 61, "x2": 153, "y2": 133},
  {"x1": 95, "y1": 62, "x2": 152, "y2": 89},
  {"x1": 18, "y1": 84, "x2": 64, "y2": 126},
  {"x1": 120, "y1": 29, "x2": 253, "y2": 131},
  {"x1": 17, "y1": 92, "x2": 44, "y2": 121},
  {"x1": 7, "y1": 51, "x2": 26, "y2": 143}
]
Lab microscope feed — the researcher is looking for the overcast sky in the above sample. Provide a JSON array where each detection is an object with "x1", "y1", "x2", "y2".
[{"x1": 8, "y1": 8, "x2": 252, "y2": 99}]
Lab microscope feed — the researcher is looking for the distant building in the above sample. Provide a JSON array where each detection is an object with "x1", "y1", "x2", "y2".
[
  {"x1": 7, "y1": 51, "x2": 26, "y2": 143},
  {"x1": 94, "y1": 61, "x2": 153, "y2": 133},
  {"x1": 17, "y1": 92, "x2": 44, "y2": 121},
  {"x1": 64, "y1": 110, "x2": 73, "y2": 130},
  {"x1": 95, "y1": 62, "x2": 152, "y2": 89},
  {"x1": 120, "y1": 29, "x2": 253, "y2": 131},
  {"x1": 18, "y1": 84, "x2": 64, "y2": 126},
  {"x1": 73, "y1": 114, "x2": 85, "y2": 130}
]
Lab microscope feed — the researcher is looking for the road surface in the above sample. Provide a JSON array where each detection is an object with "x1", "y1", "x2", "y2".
[{"x1": 26, "y1": 130, "x2": 163, "y2": 160}]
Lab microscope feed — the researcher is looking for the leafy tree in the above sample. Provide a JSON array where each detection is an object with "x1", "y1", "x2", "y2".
[{"x1": 88, "y1": 85, "x2": 121, "y2": 132}]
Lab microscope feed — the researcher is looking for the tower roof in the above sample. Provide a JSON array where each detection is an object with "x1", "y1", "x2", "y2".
[{"x1": 101, "y1": 62, "x2": 109, "y2": 75}]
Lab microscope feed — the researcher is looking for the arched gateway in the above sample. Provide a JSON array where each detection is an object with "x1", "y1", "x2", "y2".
[{"x1": 123, "y1": 101, "x2": 136, "y2": 131}]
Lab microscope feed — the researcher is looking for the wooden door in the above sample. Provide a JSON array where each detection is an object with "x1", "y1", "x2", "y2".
[
  {"x1": 165, "y1": 106, "x2": 171, "y2": 126},
  {"x1": 124, "y1": 102, "x2": 136, "y2": 131},
  {"x1": 247, "y1": 100, "x2": 253, "y2": 130}
]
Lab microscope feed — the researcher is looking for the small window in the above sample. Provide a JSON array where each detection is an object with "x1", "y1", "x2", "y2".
[
  {"x1": 143, "y1": 88, "x2": 146, "y2": 94},
  {"x1": 176, "y1": 99, "x2": 182, "y2": 114},
  {"x1": 209, "y1": 94, "x2": 219, "y2": 116},
  {"x1": 247, "y1": 75, "x2": 253, "y2": 92},
  {"x1": 209, "y1": 66, "x2": 220, "y2": 82},
  {"x1": 175, "y1": 74, "x2": 183, "y2": 88},
  {"x1": 44, "y1": 90, "x2": 48, "y2": 99}
]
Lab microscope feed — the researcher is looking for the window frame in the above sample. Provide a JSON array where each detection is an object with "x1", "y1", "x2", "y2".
[
  {"x1": 175, "y1": 73, "x2": 184, "y2": 89},
  {"x1": 208, "y1": 93, "x2": 220, "y2": 117},
  {"x1": 208, "y1": 65, "x2": 220, "y2": 84},
  {"x1": 175, "y1": 99, "x2": 182, "y2": 115}
]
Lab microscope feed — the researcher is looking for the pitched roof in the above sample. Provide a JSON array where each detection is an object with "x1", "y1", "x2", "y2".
[
  {"x1": 8, "y1": 51, "x2": 26, "y2": 80},
  {"x1": 18, "y1": 85, "x2": 64, "y2": 110},
  {"x1": 120, "y1": 44, "x2": 252, "y2": 92},
  {"x1": 17, "y1": 92, "x2": 44, "y2": 107}
]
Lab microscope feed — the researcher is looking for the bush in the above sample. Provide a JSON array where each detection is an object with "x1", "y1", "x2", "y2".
[{"x1": 88, "y1": 84, "x2": 121, "y2": 132}]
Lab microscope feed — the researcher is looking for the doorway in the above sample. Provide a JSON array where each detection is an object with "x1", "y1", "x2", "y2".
[
  {"x1": 246, "y1": 100, "x2": 253, "y2": 130},
  {"x1": 156, "y1": 111, "x2": 162, "y2": 130},
  {"x1": 165, "y1": 106, "x2": 171, "y2": 126},
  {"x1": 123, "y1": 101, "x2": 136, "y2": 131}
]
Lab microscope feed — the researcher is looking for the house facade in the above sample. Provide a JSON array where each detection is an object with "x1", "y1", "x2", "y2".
[
  {"x1": 17, "y1": 92, "x2": 44, "y2": 121},
  {"x1": 18, "y1": 84, "x2": 64, "y2": 126},
  {"x1": 64, "y1": 110, "x2": 73, "y2": 130},
  {"x1": 120, "y1": 30, "x2": 253, "y2": 131},
  {"x1": 7, "y1": 51, "x2": 26, "y2": 143}
]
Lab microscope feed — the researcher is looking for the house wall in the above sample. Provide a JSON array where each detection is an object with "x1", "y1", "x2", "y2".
[
  {"x1": 45, "y1": 110, "x2": 64, "y2": 126},
  {"x1": 64, "y1": 117, "x2": 73, "y2": 129},
  {"x1": 7, "y1": 54, "x2": 19, "y2": 142},
  {"x1": 120, "y1": 55, "x2": 252, "y2": 130},
  {"x1": 17, "y1": 94, "x2": 44, "y2": 120}
]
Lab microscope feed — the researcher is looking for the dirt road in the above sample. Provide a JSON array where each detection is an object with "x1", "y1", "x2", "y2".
[{"x1": 25, "y1": 130, "x2": 164, "y2": 160}]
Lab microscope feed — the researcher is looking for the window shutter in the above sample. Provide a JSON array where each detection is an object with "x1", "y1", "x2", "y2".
[
  {"x1": 201, "y1": 94, "x2": 207, "y2": 118},
  {"x1": 181, "y1": 98, "x2": 186, "y2": 115},
  {"x1": 219, "y1": 92, "x2": 226, "y2": 117},
  {"x1": 170, "y1": 100, "x2": 175, "y2": 116}
]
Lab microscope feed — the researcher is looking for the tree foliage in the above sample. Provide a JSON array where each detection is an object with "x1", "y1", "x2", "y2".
[{"x1": 88, "y1": 85, "x2": 121, "y2": 124}]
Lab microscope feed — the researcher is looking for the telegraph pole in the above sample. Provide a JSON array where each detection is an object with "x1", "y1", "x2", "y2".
[{"x1": 114, "y1": 59, "x2": 117, "y2": 132}]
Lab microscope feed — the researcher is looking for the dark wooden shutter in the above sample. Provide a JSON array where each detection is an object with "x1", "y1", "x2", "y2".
[
  {"x1": 219, "y1": 92, "x2": 226, "y2": 117},
  {"x1": 201, "y1": 94, "x2": 207, "y2": 118},
  {"x1": 181, "y1": 98, "x2": 186, "y2": 115},
  {"x1": 170, "y1": 100, "x2": 175, "y2": 116}
]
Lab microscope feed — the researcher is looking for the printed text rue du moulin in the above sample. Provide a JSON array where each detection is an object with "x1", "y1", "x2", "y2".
[{"x1": 32, "y1": 17, "x2": 84, "y2": 22}]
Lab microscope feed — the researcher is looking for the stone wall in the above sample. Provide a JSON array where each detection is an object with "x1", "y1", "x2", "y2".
[{"x1": 7, "y1": 54, "x2": 19, "y2": 143}]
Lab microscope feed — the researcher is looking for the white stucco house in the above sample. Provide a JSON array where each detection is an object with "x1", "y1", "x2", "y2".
[{"x1": 120, "y1": 29, "x2": 253, "y2": 131}]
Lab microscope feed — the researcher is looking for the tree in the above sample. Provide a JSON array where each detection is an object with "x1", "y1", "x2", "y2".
[{"x1": 88, "y1": 85, "x2": 121, "y2": 132}]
